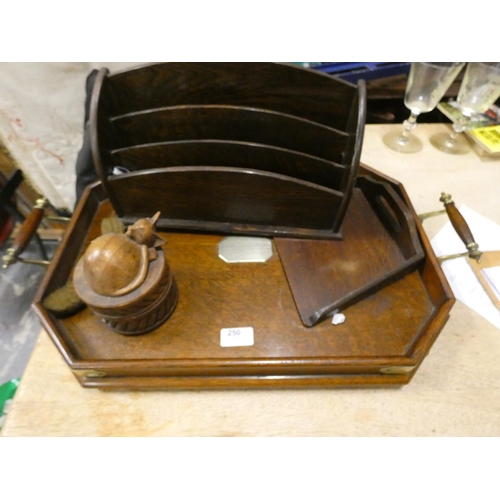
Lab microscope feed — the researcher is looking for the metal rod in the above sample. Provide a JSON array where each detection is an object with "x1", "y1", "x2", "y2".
[
  {"x1": 418, "y1": 209, "x2": 446, "y2": 221},
  {"x1": 44, "y1": 215, "x2": 71, "y2": 223},
  {"x1": 438, "y1": 251, "x2": 469, "y2": 263}
]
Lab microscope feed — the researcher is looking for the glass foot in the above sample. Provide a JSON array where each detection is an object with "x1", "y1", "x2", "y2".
[
  {"x1": 382, "y1": 130, "x2": 423, "y2": 154},
  {"x1": 429, "y1": 132, "x2": 470, "y2": 155}
]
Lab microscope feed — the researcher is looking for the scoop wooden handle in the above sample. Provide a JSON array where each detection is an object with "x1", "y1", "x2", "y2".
[{"x1": 440, "y1": 192, "x2": 482, "y2": 261}]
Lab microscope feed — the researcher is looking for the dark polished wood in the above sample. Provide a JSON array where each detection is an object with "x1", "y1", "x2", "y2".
[
  {"x1": 31, "y1": 165, "x2": 454, "y2": 390},
  {"x1": 109, "y1": 167, "x2": 344, "y2": 239},
  {"x1": 112, "y1": 140, "x2": 346, "y2": 190},
  {"x1": 106, "y1": 62, "x2": 357, "y2": 129},
  {"x1": 89, "y1": 63, "x2": 366, "y2": 236},
  {"x1": 275, "y1": 177, "x2": 425, "y2": 326},
  {"x1": 89, "y1": 68, "x2": 121, "y2": 212},
  {"x1": 111, "y1": 105, "x2": 349, "y2": 162}
]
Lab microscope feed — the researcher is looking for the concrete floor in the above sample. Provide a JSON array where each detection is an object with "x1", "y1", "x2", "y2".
[{"x1": 0, "y1": 237, "x2": 57, "y2": 386}]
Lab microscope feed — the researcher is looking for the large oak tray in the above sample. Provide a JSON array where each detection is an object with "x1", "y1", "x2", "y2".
[{"x1": 32, "y1": 165, "x2": 454, "y2": 390}]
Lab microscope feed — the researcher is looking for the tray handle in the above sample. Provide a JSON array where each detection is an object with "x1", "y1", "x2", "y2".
[
  {"x1": 419, "y1": 193, "x2": 482, "y2": 263},
  {"x1": 2, "y1": 198, "x2": 50, "y2": 268},
  {"x1": 439, "y1": 193, "x2": 482, "y2": 262}
]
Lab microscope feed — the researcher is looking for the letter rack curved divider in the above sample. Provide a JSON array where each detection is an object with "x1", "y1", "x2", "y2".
[
  {"x1": 104, "y1": 62, "x2": 359, "y2": 129},
  {"x1": 110, "y1": 140, "x2": 347, "y2": 191},
  {"x1": 110, "y1": 105, "x2": 350, "y2": 163},
  {"x1": 108, "y1": 166, "x2": 345, "y2": 239}
]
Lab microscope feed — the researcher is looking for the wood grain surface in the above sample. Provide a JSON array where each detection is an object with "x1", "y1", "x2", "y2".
[
  {"x1": 90, "y1": 63, "x2": 365, "y2": 235},
  {"x1": 108, "y1": 166, "x2": 345, "y2": 238},
  {"x1": 111, "y1": 140, "x2": 346, "y2": 190},
  {"x1": 105, "y1": 62, "x2": 357, "y2": 129},
  {"x1": 111, "y1": 105, "x2": 349, "y2": 162},
  {"x1": 275, "y1": 181, "x2": 424, "y2": 326}
]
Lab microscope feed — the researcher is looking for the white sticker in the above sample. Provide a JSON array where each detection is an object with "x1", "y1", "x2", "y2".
[
  {"x1": 332, "y1": 313, "x2": 346, "y2": 325},
  {"x1": 220, "y1": 327, "x2": 254, "y2": 347}
]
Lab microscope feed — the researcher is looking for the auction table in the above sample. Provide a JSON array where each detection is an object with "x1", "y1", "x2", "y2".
[{"x1": 3, "y1": 123, "x2": 500, "y2": 437}]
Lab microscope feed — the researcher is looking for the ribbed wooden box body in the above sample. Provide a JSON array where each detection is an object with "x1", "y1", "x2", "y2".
[{"x1": 73, "y1": 250, "x2": 178, "y2": 335}]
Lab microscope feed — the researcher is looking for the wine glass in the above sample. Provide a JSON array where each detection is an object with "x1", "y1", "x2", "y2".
[
  {"x1": 430, "y1": 62, "x2": 500, "y2": 155},
  {"x1": 383, "y1": 62, "x2": 465, "y2": 153}
]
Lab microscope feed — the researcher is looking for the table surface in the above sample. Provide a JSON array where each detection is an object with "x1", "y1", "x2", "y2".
[{"x1": 3, "y1": 123, "x2": 500, "y2": 437}]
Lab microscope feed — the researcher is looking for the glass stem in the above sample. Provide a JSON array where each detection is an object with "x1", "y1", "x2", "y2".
[
  {"x1": 448, "y1": 116, "x2": 466, "y2": 146},
  {"x1": 399, "y1": 111, "x2": 419, "y2": 143}
]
